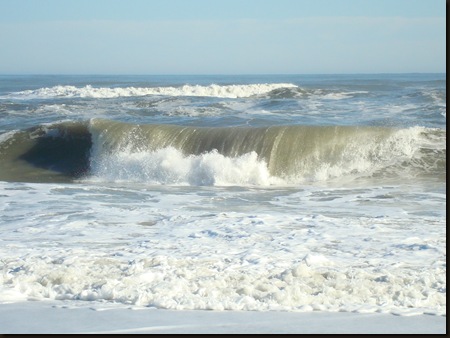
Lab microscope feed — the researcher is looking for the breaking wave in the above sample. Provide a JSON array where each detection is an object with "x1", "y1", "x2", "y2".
[
  {"x1": 0, "y1": 119, "x2": 445, "y2": 185},
  {"x1": 3, "y1": 83, "x2": 298, "y2": 99}
]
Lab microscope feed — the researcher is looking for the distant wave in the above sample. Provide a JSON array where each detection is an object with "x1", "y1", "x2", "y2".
[
  {"x1": 3, "y1": 83, "x2": 298, "y2": 99},
  {"x1": 0, "y1": 119, "x2": 445, "y2": 185},
  {"x1": 1, "y1": 83, "x2": 377, "y2": 101}
]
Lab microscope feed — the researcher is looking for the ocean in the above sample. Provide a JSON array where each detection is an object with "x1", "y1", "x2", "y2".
[{"x1": 0, "y1": 74, "x2": 446, "y2": 316}]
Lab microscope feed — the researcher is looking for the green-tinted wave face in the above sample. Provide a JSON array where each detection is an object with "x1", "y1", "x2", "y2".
[
  {"x1": 88, "y1": 119, "x2": 446, "y2": 185},
  {"x1": 0, "y1": 118, "x2": 446, "y2": 185}
]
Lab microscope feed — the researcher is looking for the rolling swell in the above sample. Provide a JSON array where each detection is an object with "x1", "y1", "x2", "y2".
[{"x1": 0, "y1": 119, "x2": 446, "y2": 185}]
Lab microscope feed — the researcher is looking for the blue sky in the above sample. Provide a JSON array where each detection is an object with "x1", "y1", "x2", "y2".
[{"x1": 0, "y1": 0, "x2": 445, "y2": 74}]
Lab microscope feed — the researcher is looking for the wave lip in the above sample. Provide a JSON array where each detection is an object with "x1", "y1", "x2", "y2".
[{"x1": 4, "y1": 83, "x2": 298, "y2": 99}]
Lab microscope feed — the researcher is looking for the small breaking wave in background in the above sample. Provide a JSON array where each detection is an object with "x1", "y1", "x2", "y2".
[{"x1": 5, "y1": 83, "x2": 299, "y2": 99}]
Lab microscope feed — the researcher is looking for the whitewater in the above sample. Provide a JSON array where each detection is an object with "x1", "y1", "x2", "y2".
[{"x1": 0, "y1": 74, "x2": 446, "y2": 317}]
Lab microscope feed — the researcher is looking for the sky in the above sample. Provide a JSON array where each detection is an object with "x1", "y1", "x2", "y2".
[{"x1": 0, "y1": 0, "x2": 445, "y2": 74}]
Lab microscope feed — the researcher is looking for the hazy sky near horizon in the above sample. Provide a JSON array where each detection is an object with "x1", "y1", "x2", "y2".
[{"x1": 0, "y1": 0, "x2": 445, "y2": 74}]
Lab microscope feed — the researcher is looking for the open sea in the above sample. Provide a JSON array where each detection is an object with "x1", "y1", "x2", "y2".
[{"x1": 0, "y1": 74, "x2": 446, "y2": 316}]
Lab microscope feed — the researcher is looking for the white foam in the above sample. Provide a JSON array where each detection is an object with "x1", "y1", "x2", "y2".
[
  {"x1": 88, "y1": 147, "x2": 282, "y2": 186},
  {"x1": 5, "y1": 83, "x2": 298, "y2": 99},
  {"x1": 0, "y1": 181, "x2": 446, "y2": 315}
]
